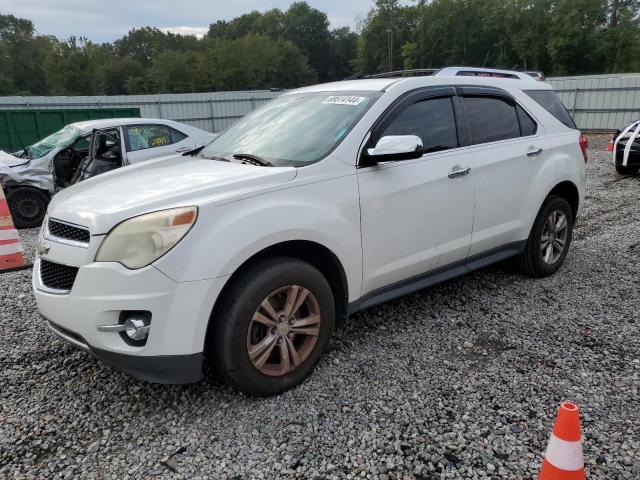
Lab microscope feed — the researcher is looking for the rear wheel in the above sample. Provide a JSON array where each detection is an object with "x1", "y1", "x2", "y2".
[
  {"x1": 516, "y1": 196, "x2": 574, "y2": 277},
  {"x1": 615, "y1": 163, "x2": 639, "y2": 175},
  {"x1": 6, "y1": 187, "x2": 50, "y2": 228},
  {"x1": 208, "y1": 256, "x2": 335, "y2": 396}
]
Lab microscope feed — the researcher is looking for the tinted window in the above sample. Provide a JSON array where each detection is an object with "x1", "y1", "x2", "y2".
[
  {"x1": 463, "y1": 96, "x2": 520, "y2": 145},
  {"x1": 381, "y1": 97, "x2": 458, "y2": 152},
  {"x1": 170, "y1": 128, "x2": 187, "y2": 143},
  {"x1": 524, "y1": 90, "x2": 577, "y2": 129},
  {"x1": 126, "y1": 125, "x2": 174, "y2": 152},
  {"x1": 516, "y1": 105, "x2": 537, "y2": 136}
]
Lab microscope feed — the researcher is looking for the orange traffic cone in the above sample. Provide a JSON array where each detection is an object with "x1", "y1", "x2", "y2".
[
  {"x1": 0, "y1": 186, "x2": 29, "y2": 272},
  {"x1": 539, "y1": 401, "x2": 585, "y2": 480},
  {"x1": 607, "y1": 135, "x2": 615, "y2": 152}
]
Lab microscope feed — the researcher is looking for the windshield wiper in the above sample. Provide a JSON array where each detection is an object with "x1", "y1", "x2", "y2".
[
  {"x1": 232, "y1": 153, "x2": 273, "y2": 167},
  {"x1": 199, "y1": 153, "x2": 230, "y2": 162}
]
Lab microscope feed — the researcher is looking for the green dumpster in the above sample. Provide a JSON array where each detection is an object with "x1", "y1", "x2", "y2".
[{"x1": 0, "y1": 108, "x2": 140, "y2": 152}]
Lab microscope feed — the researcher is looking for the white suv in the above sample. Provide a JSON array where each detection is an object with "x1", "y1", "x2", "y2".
[{"x1": 33, "y1": 75, "x2": 587, "y2": 395}]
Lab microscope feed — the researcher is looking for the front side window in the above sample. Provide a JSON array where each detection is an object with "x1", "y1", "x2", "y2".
[
  {"x1": 463, "y1": 96, "x2": 521, "y2": 145},
  {"x1": 381, "y1": 97, "x2": 458, "y2": 153},
  {"x1": 126, "y1": 125, "x2": 176, "y2": 152},
  {"x1": 199, "y1": 91, "x2": 381, "y2": 166}
]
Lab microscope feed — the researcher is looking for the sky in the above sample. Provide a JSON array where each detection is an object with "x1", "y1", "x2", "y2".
[{"x1": 2, "y1": 0, "x2": 378, "y2": 42}]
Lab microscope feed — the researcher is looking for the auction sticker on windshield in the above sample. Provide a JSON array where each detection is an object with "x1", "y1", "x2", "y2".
[{"x1": 322, "y1": 96, "x2": 367, "y2": 106}]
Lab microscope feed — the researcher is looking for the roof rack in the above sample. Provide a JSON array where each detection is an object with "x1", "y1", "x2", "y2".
[
  {"x1": 361, "y1": 68, "x2": 440, "y2": 79},
  {"x1": 342, "y1": 69, "x2": 439, "y2": 80},
  {"x1": 346, "y1": 66, "x2": 545, "y2": 82}
]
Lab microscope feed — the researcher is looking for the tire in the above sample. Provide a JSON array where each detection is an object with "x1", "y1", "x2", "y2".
[
  {"x1": 516, "y1": 195, "x2": 574, "y2": 278},
  {"x1": 208, "y1": 256, "x2": 335, "y2": 396},
  {"x1": 615, "y1": 163, "x2": 639, "y2": 175},
  {"x1": 6, "y1": 187, "x2": 50, "y2": 228}
]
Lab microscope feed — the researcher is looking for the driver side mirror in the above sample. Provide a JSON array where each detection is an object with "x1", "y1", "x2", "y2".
[{"x1": 365, "y1": 135, "x2": 424, "y2": 164}]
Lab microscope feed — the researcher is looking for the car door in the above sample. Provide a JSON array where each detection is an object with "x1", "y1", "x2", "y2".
[
  {"x1": 457, "y1": 88, "x2": 549, "y2": 256},
  {"x1": 124, "y1": 124, "x2": 196, "y2": 164},
  {"x1": 357, "y1": 88, "x2": 475, "y2": 295}
]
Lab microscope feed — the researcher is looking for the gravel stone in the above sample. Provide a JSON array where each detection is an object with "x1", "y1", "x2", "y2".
[{"x1": 0, "y1": 135, "x2": 638, "y2": 479}]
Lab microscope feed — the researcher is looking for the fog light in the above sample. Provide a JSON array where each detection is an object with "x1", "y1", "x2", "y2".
[
  {"x1": 124, "y1": 316, "x2": 150, "y2": 341},
  {"x1": 119, "y1": 311, "x2": 151, "y2": 345}
]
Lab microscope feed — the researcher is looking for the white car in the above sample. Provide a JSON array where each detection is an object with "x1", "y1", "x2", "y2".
[
  {"x1": 33, "y1": 74, "x2": 587, "y2": 396},
  {"x1": 0, "y1": 118, "x2": 216, "y2": 227}
]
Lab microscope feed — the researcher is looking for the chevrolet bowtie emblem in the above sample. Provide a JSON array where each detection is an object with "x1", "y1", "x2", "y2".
[{"x1": 36, "y1": 242, "x2": 50, "y2": 256}]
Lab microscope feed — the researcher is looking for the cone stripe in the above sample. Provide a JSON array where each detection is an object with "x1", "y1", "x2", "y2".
[
  {"x1": 544, "y1": 434, "x2": 584, "y2": 471},
  {"x1": 539, "y1": 459, "x2": 585, "y2": 480},
  {"x1": 0, "y1": 217, "x2": 13, "y2": 228},
  {"x1": 0, "y1": 243, "x2": 23, "y2": 255},
  {"x1": 0, "y1": 229, "x2": 19, "y2": 241}
]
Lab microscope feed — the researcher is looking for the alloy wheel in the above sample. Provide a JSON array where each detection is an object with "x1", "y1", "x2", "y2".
[
  {"x1": 246, "y1": 285, "x2": 321, "y2": 377},
  {"x1": 540, "y1": 209, "x2": 568, "y2": 265}
]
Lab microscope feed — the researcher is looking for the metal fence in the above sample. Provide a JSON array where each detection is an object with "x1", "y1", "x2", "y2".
[
  {"x1": 0, "y1": 90, "x2": 283, "y2": 134},
  {"x1": 2, "y1": 74, "x2": 640, "y2": 133},
  {"x1": 546, "y1": 74, "x2": 640, "y2": 131}
]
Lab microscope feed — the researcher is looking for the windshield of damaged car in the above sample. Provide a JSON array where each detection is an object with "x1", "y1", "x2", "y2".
[
  {"x1": 199, "y1": 91, "x2": 382, "y2": 166},
  {"x1": 26, "y1": 125, "x2": 81, "y2": 159}
]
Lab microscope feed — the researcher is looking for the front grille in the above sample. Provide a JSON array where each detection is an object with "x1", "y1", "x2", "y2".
[
  {"x1": 48, "y1": 219, "x2": 90, "y2": 244},
  {"x1": 40, "y1": 260, "x2": 79, "y2": 291}
]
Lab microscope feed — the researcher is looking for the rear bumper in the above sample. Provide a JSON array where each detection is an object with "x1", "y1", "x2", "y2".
[
  {"x1": 614, "y1": 148, "x2": 640, "y2": 167},
  {"x1": 46, "y1": 319, "x2": 203, "y2": 384}
]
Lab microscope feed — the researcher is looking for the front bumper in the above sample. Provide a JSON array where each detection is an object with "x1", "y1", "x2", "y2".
[
  {"x1": 33, "y1": 254, "x2": 226, "y2": 384},
  {"x1": 46, "y1": 320, "x2": 203, "y2": 383}
]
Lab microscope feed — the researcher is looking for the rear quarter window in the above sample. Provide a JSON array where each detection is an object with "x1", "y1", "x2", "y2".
[{"x1": 524, "y1": 90, "x2": 577, "y2": 129}]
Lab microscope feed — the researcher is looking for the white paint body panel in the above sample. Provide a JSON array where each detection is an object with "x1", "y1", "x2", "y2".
[{"x1": 33, "y1": 75, "x2": 586, "y2": 367}]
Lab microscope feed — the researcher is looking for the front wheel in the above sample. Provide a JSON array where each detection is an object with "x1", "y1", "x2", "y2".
[
  {"x1": 615, "y1": 163, "x2": 639, "y2": 175},
  {"x1": 6, "y1": 187, "x2": 50, "y2": 228},
  {"x1": 208, "y1": 256, "x2": 335, "y2": 396},
  {"x1": 516, "y1": 196, "x2": 574, "y2": 278}
]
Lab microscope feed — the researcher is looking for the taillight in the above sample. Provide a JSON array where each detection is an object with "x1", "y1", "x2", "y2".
[{"x1": 579, "y1": 134, "x2": 588, "y2": 163}]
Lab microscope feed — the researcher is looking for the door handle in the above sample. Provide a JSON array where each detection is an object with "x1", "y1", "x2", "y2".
[
  {"x1": 526, "y1": 146, "x2": 543, "y2": 157},
  {"x1": 448, "y1": 166, "x2": 471, "y2": 179}
]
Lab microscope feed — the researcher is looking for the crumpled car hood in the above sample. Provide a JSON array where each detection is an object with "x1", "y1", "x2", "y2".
[
  {"x1": 0, "y1": 150, "x2": 28, "y2": 167},
  {"x1": 0, "y1": 151, "x2": 54, "y2": 191},
  {"x1": 48, "y1": 154, "x2": 297, "y2": 234}
]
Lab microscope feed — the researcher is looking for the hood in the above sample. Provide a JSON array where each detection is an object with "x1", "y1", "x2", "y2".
[
  {"x1": 0, "y1": 150, "x2": 28, "y2": 168},
  {"x1": 48, "y1": 155, "x2": 297, "y2": 234}
]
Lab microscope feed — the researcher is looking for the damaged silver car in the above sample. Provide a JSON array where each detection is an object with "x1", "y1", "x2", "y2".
[{"x1": 0, "y1": 118, "x2": 216, "y2": 228}]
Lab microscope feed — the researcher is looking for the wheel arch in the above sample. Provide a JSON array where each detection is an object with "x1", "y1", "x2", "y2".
[
  {"x1": 204, "y1": 240, "x2": 350, "y2": 358},
  {"x1": 547, "y1": 180, "x2": 580, "y2": 219}
]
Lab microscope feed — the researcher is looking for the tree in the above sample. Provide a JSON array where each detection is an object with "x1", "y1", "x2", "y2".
[{"x1": 282, "y1": 2, "x2": 332, "y2": 81}]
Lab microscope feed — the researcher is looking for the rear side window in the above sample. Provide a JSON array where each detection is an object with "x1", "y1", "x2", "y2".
[
  {"x1": 516, "y1": 105, "x2": 538, "y2": 136},
  {"x1": 125, "y1": 124, "x2": 184, "y2": 152},
  {"x1": 381, "y1": 97, "x2": 458, "y2": 152},
  {"x1": 463, "y1": 96, "x2": 520, "y2": 145},
  {"x1": 524, "y1": 90, "x2": 577, "y2": 129},
  {"x1": 170, "y1": 128, "x2": 187, "y2": 143}
]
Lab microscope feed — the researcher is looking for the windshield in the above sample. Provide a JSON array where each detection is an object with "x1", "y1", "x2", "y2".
[
  {"x1": 26, "y1": 124, "x2": 81, "y2": 159},
  {"x1": 199, "y1": 91, "x2": 382, "y2": 166}
]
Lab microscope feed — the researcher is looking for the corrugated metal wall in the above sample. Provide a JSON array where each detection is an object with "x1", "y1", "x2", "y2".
[
  {"x1": 0, "y1": 90, "x2": 283, "y2": 134},
  {"x1": 2, "y1": 75, "x2": 640, "y2": 132},
  {"x1": 546, "y1": 74, "x2": 640, "y2": 131}
]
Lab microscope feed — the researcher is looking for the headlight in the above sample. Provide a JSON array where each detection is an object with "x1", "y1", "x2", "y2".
[{"x1": 95, "y1": 206, "x2": 198, "y2": 269}]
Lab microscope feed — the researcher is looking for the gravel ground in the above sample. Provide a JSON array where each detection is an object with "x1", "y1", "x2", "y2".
[{"x1": 1, "y1": 135, "x2": 639, "y2": 479}]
